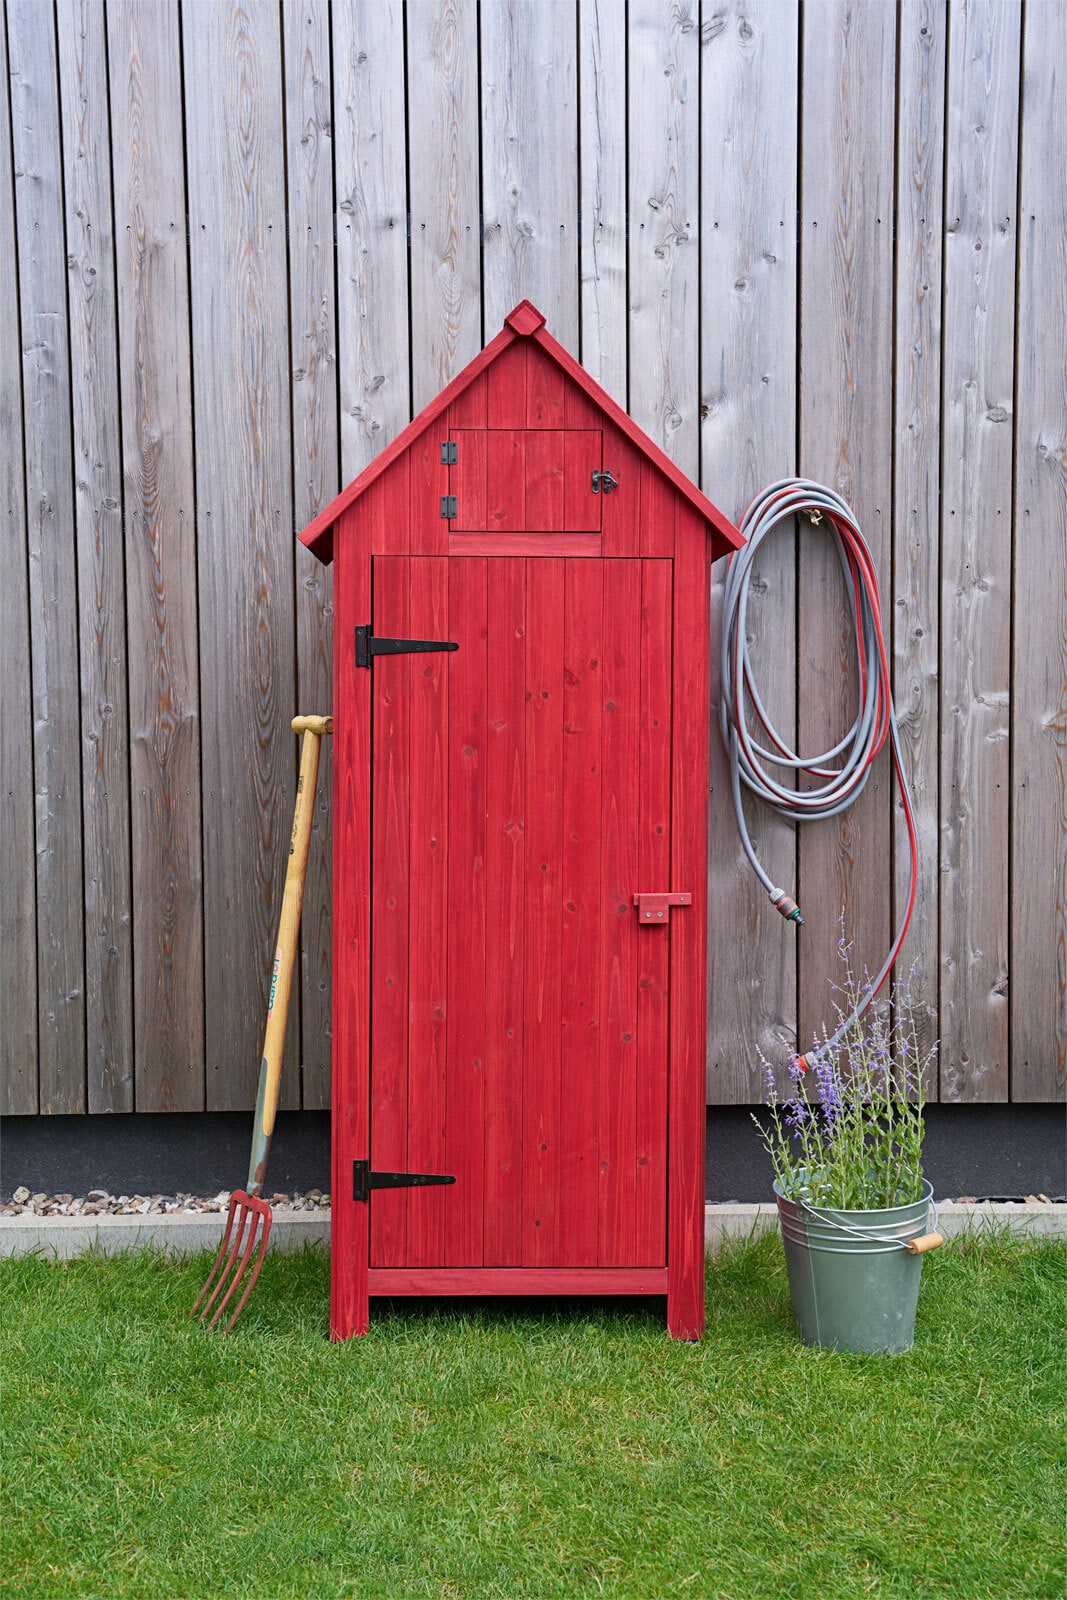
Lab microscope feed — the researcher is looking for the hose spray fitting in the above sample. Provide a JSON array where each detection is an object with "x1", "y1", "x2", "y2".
[{"x1": 769, "y1": 887, "x2": 804, "y2": 926}]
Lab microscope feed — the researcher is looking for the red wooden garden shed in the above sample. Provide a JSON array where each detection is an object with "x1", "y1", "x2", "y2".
[{"x1": 301, "y1": 301, "x2": 743, "y2": 1340}]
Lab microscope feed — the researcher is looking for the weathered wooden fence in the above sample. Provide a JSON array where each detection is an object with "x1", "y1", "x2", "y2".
[{"x1": 2, "y1": 0, "x2": 1063, "y2": 1116}]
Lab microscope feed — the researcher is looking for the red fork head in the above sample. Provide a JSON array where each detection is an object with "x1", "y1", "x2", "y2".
[{"x1": 190, "y1": 1190, "x2": 273, "y2": 1334}]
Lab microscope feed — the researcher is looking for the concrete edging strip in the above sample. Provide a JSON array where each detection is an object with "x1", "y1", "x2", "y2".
[{"x1": 0, "y1": 1202, "x2": 1063, "y2": 1261}]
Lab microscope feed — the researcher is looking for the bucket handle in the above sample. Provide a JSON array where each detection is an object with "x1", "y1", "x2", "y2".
[{"x1": 798, "y1": 1195, "x2": 942, "y2": 1254}]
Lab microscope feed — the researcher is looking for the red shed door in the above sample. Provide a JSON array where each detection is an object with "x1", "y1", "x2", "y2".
[{"x1": 368, "y1": 555, "x2": 676, "y2": 1270}]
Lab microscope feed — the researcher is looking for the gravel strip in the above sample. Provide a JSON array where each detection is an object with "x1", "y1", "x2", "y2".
[{"x1": 1, "y1": 1186, "x2": 330, "y2": 1217}]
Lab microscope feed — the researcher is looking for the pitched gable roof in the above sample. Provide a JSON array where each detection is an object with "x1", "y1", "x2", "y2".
[{"x1": 299, "y1": 300, "x2": 743, "y2": 563}]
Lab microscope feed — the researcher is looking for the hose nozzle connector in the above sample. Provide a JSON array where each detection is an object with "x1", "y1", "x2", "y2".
[{"x1": 769, "y1": 887, "x2": 804, "y2": 926}]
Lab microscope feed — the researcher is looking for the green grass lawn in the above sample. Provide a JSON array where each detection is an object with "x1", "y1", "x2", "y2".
[{"x1": 1, "y1": 1233, "x2": 1063, "y2": 1600}]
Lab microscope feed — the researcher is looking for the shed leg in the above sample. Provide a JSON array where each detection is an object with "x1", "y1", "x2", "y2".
[
  {"x1": 667, "y1": 1273, "x2": 705, "y2": 1341},
  {"x1": 330, "y1": 1186, "x2": 369, "y2": 1339}
]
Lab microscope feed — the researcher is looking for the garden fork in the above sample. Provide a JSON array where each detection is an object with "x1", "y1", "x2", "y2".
[{"x1": 191, "y1": 715, "x2": 332, "y2": 1333}]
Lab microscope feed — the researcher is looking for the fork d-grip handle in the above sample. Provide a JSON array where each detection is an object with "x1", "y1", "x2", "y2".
[{"x1": 245, "y1": 716, "x2": 333, "y2": 1197}]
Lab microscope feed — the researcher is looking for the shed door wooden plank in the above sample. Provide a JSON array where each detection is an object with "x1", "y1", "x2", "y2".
[
  {"x1": 184, "y1": 0, "x2": 297, "y2": 1112},
  {"x1": 939, "y1": 0, "x2": 1019, "y2": 1102},
  {"x1": 598, "y1": 560, "x2": 642, "y2": 1265},
  {"x1": 450, "y1": 429, "x2": 487, "y2": 530},
  {"x1": 109, "y1": 0, "x2": 204, "y2": 1114},
  {"x1": 284, "y1": 0, "x2": 337, "y2": 1110},
  {"x1": 444, "y1": 557, "x2": 488, "y2": 1265},
  {"x1": 370, "y1": 556, "x2": 411, "y2": 1267},
  {"x1": 559, "y1": 560, "x2": 604, "y2": 1266},
  {"x1": 407, "y1": 557, "x2": 451, "y2": 1260},
  {"x1": 486, "y1": 341, "x2": 527, "y2": 429},
  {"x1": 526, "y1": 345, "x2": 566, "y2": 427},
  {"x1": 636, "y1": 560, "x2": 672, "y2": 1264},
  {"x1": 522, "y1": 558, "x2": 565, "y2": 1264},
  {"x1": 1011, "y1": 0, "x2": 1067, "y2": 1102},
  {"x1": 702, "y1": 0, "x2": 800, "y2": 1100},
  {"x1": 9, "y1": 0, "x2": 86, "y2": 1112},
  {"x1": 59, "y1": 0, "x2": 133, "y2": 1113},
  {"x1": 486, "y1": 432, "x2": 525, "y2": 530},
  {"x1": 0, "y1": 6, "x2": 37, "y2": 1113},
  {"x1": 524, "y1": 431, "x2": 565, "y2": 530},
  {"x1": 483, "y1": 558, "x2": 526, "y2": 1265},
  {"x1": 564, "y1": 432, "x2": 602, "y2": 533}
]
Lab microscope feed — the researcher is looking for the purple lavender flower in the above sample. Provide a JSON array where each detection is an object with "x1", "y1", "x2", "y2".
[
  {"x1": 814, "y1": 1054, "x2": 843, "y2": 1131},
  {"x1": 763, "y1": 1063, "x2": 778, "y2": 1108},
  {"x1": 784, "y1": 1094, "x2": 809, "y2": 1134}
]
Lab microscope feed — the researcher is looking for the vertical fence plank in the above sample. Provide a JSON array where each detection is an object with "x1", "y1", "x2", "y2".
[
  {"x1": 284, "y1": 0, "x2": 336, "y2": 1108},
  {"x1": 798, "y1": 0, "x2": 896, "y2": 1053},
  {"x1": 58, "y1": 0, "x2": 133, "y2": 1112},
  {"x1": 8, "y1": 0, "x2": 86, "y2": 1112},
  {"x1": 893, "y1": 0, "x2": 945, "y2": 1090},
  {"x1": 0, "y1": 11, "x2": 37, "y2": 1114},
  {"x1": 939, "y1": 0, "x2": 1020, "y2": 1102},
  {"x1": 702, "y1": 0, "x2": 799, "y2": 1097},
  {"x1": 333, "y1": 0, "x2": 410, "y2": 481},
  {"x1": 184, "y1": 0, "x2": 297, "y2": 1112},
  {"x1": 481, "y1": 0, "x2": 580, "y2": 353},
  {"x1": 578, "y1": 0, "x2": 627, "y2": 407},
  {"x1": 407, "y1": 0, "x2": 481, "y2": 410},
  {"x1": 109, "y1": 0, "x2": 204, "y2": 1113},
  {"x1": 1011, "y1": 0, "x2": 1066, "y2": 1102},
  {"x1": 628, "y1": 0, "x2": 700, "y2": 479}
]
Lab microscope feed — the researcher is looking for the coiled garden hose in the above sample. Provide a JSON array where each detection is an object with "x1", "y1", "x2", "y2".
[{"x1": 719, "y1": 478, "x2": 918, "y2": 1068}]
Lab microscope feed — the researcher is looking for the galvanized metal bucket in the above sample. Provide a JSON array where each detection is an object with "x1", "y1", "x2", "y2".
[{"x1": 774, "y1": 1178, "x2": 937, "y2": 1353}]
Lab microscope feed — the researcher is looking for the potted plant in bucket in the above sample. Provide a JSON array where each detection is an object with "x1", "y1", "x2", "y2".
[{"x1": 755, "y1": 949, "x2": 943, "y2": 1353}]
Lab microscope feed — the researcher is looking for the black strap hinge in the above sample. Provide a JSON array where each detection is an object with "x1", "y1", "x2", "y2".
[
  {"x1": 353, "y1": 1160, "x2": 456, "y2": 1203},
  {"x1": 355, "y1": 626, "x2": 459, "y2": 668}
]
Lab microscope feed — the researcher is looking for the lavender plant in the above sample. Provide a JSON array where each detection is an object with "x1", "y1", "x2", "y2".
[{"x1": 755, "y1": 943, "x2": 936, "y2": 1210}]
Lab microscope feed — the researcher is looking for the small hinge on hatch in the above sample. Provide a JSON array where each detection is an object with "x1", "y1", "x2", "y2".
[
  {"x1": 440, "y1": 494, "x2": 458, "y2": 518},
  {"x1": 440, "y1": 441, "x2": 458, "y2": 465}
]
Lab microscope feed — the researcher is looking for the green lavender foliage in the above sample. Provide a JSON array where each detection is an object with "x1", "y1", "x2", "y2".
[{"x1": 755, "y1": 943, "x2": 935, "y2": 1210}]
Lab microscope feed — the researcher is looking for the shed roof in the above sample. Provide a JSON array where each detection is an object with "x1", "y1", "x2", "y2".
[{"x1": 299, "y1": 300, "x2": 743, "y2": 564}]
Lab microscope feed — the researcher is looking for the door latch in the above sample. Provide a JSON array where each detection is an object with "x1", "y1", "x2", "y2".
[
  {"x1": 591, "y1": 469, "x2": 619, "y2": 495},
  {"x1": 633, "y1": 892, "x2": 692, "y2": 922}
]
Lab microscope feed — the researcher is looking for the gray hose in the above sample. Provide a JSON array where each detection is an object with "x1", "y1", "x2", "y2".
[{"x1": 719, "y1": 478, "x2": 917, "y2": 1057}]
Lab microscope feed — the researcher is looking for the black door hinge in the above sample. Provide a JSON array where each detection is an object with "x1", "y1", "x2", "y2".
[
  {"x1": 356, "y1": 625, "x2": 459, "y2": 668},
  {"x1": 440, "y1": 494, "x2": 458, "y2": 518},
  {"x1": 440, "y1": 441, "x2": 458, "y2": 465},
  {"x1": 353, "y1": 1160, "x2": 456, "y2": 1203},
  {"x1": 592, "y1": 469, "x2": 619, "y2": 495}
]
